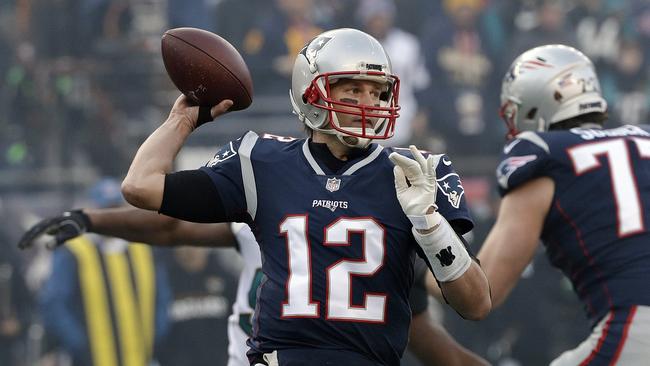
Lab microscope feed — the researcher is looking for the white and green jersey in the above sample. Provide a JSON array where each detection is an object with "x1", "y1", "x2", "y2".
[{"x1": 227, "y1": 222, "x2": 263, "y2": 366}]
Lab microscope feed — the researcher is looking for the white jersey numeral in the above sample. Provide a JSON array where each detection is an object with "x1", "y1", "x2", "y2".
[
  {"x1": 280, "y1": 216, "x2": 319, "y2": 317},
  {"x1": 568, "y1": 138, "x2": 650, "y2": 236},
  {"x1": 279, "y1": 216, "x2": 386, "y2": 322}
]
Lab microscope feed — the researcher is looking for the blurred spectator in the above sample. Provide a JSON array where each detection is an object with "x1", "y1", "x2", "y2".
[
  {"x1": 241, "y1": 0, "x2": 327, "y2": 94},
  {"x1": 420, "y1": 0, "x2": 505, "y2": 155},
  {"x1": 357, "y1": 0, "x2": 430, "y2": 147},
  {"x1": 158, "y1": 247, "x2": 237, "y2": 366},
  {"x1": 632, "y1": 0, "x2": 650, "y2": 61},
  {"x1": 0, "y1": 226, "x2": 32, "y2": 366},
  {"x1": 568, "y1": 0, "x2": 629, "y2": 73},
  {"x1": 508, "y1": 0, "x2": 577, "y2": 65},
  {"x1": 2, "y1": 42, "x2": 48, "y2": 169},
  {"x1": 216, "y1": 0, "x2": 272, "y2": 49},
  {"x1": 39, "y1": 178, "x2": 171, "y2": 366},
  {"x1": 167, "y1": 0, "x2": 218, "y2": 33},
  {"x1": 392, "y1": 0, "x2": 436, "y2": 36},
  {"x1": 601, "y1": 39, "x2": 650, "y2": 126}
]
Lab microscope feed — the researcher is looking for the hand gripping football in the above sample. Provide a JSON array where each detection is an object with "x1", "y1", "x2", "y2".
[{"x1": 161, "y1": 27, "x2": 254, "y2": 111}]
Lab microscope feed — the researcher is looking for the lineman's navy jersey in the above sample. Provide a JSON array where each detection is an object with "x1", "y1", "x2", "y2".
[
  {"x1": 497, "y1": 125, "x2": 650, "y2": 325},
  {"x1": 200, "y1": 131, "x2": 473, "y2": 365}
]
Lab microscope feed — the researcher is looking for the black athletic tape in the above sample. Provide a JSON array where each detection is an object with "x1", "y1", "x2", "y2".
[{"x1": 197, "y1": 106, "x2": 214, "y2": 127}]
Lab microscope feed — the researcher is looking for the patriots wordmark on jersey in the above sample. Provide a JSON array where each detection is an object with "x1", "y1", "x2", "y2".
[{"x1": 201, "y1": 132, "x2": 473, "y2": 365}]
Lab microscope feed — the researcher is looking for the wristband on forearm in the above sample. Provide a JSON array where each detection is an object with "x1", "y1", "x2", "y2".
[{"x1": 411, "y1": 214, "x2": 472, "y2": 282}]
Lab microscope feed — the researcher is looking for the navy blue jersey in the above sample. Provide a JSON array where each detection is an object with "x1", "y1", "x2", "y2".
[
  {"x1": 497, "y1": 125, "x2": 650, "y2": 325},
  {"x1": 200, "y1": 131, "x2": 473, "y2": 365}
]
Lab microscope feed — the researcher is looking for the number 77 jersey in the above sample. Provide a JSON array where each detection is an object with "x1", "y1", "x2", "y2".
[
  {"x1": 200, "y1": 131, "x2": 473, "y2": 366},
  {"x1": 497, "y1": 125, "x2": 650, "y2": 325}
]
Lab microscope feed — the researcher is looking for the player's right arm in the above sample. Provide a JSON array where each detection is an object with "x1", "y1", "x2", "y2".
[
  {"x1": 18, "y1": 206, "x2": 236, "y2": 249},
  {"x1": 478, "y1": 132, "x2": 555, "y2": 307},
  {"x1": 122, "y1": 95, "x2": 232, "y2": 211}
]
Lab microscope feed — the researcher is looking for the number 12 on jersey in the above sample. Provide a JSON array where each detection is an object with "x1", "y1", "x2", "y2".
[{"x1": 279, "y1": 215, "x2": 387, "y2": 322}]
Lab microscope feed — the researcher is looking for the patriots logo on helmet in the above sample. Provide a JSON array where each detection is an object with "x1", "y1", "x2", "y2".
[
  {"x1": 436, "y1": 173, "x2": 465, "y2": 209},
  {"x1": 497, "y1": 155, "x2": 537, "y2": 189},
  {"x1": 301, "y1": 36, "x2": 332, "y2": 65},
  {"x1": 206, "y1": 142, "x2": 238, "y2": 167}
]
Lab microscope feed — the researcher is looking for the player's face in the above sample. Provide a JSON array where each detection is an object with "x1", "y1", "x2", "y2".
[{"x1": 329, "y1": 79, "x2": 385, "y2": 129}]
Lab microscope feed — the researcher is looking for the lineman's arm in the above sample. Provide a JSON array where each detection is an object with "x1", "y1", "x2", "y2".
[
  {"x1": 408, "y1": 310, "x2": 490, "y2": 366},
  {"x1": 477, "y1": 177, "x2": 553, "y2": 307},
  {"x1": 122, "y1": 95, "x2": 232, "y2": 211}
]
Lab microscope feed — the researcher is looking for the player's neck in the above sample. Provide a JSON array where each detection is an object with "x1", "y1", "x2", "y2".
[{"x1": 312, "y1": 132, "x2": 356, "y2": 161}]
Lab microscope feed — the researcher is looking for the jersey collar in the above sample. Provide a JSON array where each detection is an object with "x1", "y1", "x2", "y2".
[{"x1": 302, "y1": 140, "x2": 384, "y2": 176}]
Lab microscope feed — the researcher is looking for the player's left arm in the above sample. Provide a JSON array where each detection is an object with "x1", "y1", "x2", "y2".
[
  {"x1": 390, "y1": 146, "x2": 491, "y2": 320},
  {"x1": 122, "y1": 95, "x2": 232, "y2": 210},
  {"x1": 477, "y1": 177, "x2": 554, "y2": 307}
]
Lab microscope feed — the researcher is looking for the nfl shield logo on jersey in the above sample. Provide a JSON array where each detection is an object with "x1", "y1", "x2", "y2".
[{"x1": 325, "y1": 177, "x2": 341, "y2": 192}]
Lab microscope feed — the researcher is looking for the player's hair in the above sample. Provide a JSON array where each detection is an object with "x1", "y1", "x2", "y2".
[{"x1": 548, "y1": 111, "x2": 608, "y2": 131}]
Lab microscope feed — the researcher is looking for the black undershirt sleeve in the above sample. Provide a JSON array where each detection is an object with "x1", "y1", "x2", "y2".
[{"x1": 159, "y1": 170, "x2": 231, "y2": 223}]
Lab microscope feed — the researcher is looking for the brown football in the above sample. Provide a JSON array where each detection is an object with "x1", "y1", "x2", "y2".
[{"x1": 161, "y1": 27, "x2": 253, "y2": 110}]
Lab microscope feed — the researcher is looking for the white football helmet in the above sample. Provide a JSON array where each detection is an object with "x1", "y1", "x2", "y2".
[
  {"x1": 289, "y1": 28, "x2": 400, "y2": 148},
  {"x1": 500, "y1": 44, "x2": 607, "y2": 137}
]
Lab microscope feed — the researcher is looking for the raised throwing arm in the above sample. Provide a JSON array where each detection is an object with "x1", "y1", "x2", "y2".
[{"x1": 121, "y1": 95, "x2": 232, "y2": 211}]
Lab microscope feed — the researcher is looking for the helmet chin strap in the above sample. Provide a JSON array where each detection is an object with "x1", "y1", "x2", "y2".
[
  {"x1": 329, "y1": 112, "x2": 375, "y2": 148},
  {"x1": 310, "y1": 126, "x2": 372, "y2": 148},
  {"x1": 338, "y1": 135, "x2": 371, "y2": 148}
]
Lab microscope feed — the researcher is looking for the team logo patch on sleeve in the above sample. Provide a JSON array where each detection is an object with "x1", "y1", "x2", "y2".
[
  {"x1": 206, "y1": 142, "x2": 238, "y2": 167},
  {"x1": 437, "y1": 173, "x2": 465, "y2": 209},
  {"x1": 497, "y1": 155, "x2": 537, "y2": 189}
]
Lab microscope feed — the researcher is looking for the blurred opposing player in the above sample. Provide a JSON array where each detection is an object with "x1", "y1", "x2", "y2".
[
  {"x1": 477, "y1": 44, "x2": 650, "y2": 365},
  {"x1": 19, "y1": 207, "x2": 489, "y2": 366},
  {"x1": 120, "y1": 28, "x2": 490, "y2": 365}
]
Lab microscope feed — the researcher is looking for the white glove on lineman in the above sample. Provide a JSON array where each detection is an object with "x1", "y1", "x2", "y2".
[{"x1": 389, "y1": 145, "x2": 471, "y2": 282}]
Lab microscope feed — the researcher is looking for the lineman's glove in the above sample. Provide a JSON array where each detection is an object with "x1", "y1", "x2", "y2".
[
  {"x1": 389, "y1": 146, "x2": 471, "y2": 282},
  {"x1": 388, "y1": 145, "x2": 442, "y2": 230},
  {"x1": 18, "y1": 210, "x2": 91, "y2": 250}
]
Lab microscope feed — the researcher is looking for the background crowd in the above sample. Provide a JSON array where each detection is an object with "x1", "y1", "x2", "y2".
[{"x1": 1, "y1": 0, "x2": 649, "y2": 365}]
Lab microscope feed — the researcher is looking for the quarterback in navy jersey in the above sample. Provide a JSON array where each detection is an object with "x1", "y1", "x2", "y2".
[
  {"x1": 476, "y1": 45, "x2": 650, "y2": 365},
  {"x1": 122, "y1": 28, "x2": 491, "y2": 365}
]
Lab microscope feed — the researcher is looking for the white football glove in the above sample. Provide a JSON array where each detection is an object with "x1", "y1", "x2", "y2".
[
  {"x1": 389, "y1": 145, "x2": 442, "y2": 230},
  {"x1": 389, "y1": 145, "x2": 472, "y2": 282}
]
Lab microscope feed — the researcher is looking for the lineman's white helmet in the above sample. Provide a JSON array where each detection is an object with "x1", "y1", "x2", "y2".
[{"x1": 500, "y1": 44, "x2": 607, "y2": 137}]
